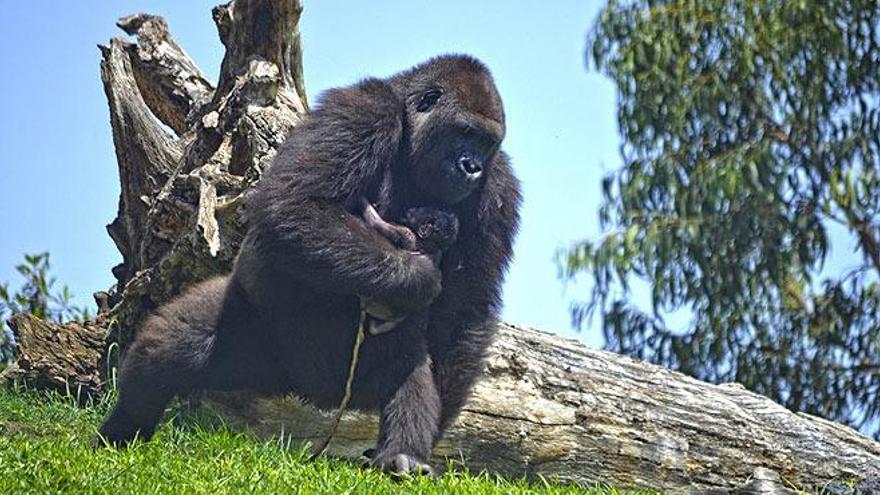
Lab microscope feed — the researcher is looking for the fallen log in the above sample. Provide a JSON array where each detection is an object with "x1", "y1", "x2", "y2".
[
  {"x1": 6, "y1": 315, "x2": 879, "y2": 491},
  {"x1": 4, "y1": 0, "x2": 879, "y2": 493},
  {"x1": 205, "y1": 321, "x2": 880, "y2": 492}
]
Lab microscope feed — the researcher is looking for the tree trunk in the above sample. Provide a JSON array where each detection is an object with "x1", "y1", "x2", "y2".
[
  {"x1": 4, "y1": 1, "x2": 879, "y2": 492},
  {"x1": 96, "y1": 0, "x2": 306, "y2": 347}
]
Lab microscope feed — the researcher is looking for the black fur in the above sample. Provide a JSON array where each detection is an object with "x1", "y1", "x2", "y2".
[{"x1": 98, "y1": 55, "x2": 521, "y2": 474}]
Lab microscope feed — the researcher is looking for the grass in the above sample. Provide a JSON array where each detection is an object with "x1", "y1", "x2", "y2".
[{"x1": 0, "y1": 385, "x2": 649, "y2": 494}]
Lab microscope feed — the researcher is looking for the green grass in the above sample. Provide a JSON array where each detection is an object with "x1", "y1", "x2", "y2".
[{"x1": 0, "y1": 386, "x2": 648, "y2": 494}]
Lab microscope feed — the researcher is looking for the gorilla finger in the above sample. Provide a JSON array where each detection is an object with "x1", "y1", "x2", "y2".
[{"x1": 372, "y1": 453, "x2": 435, "y2": 478}]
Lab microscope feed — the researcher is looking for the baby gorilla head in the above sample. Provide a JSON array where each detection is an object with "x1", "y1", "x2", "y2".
[
  {"x1": 359, "y1": 199, "x2": 458, "y2": 335},
  {"x1": 400, "y1": 207, "x2": 459, "y2": 254}
]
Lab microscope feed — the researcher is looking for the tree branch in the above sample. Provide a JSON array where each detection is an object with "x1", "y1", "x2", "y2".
[
  {"x1": 213, "y1": 0, "x2": 307, "y2": 112},
  {"x1": 852, "y1": 214, "x2": 880, "y2": 276},
  {"x1": 116, "y1": 14, "x2": 215, "y2": 134},
  {"x1": 99, "y1": 38, "x2": 183, "y2": 286}
]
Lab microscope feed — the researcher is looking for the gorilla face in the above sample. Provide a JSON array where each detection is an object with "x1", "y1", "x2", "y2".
[{"x1": 393, "y1": 56, "x2": 506, "y2": 205}]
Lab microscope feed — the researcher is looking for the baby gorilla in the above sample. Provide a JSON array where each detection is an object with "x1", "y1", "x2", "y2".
[{"x1": 358, "y1": 198, "x2": 458, "y2": 335}]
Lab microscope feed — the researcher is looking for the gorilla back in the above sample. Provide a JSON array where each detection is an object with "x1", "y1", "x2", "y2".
[{"x1": 98, "y1": 54, "x2": 521, "y2": 475}]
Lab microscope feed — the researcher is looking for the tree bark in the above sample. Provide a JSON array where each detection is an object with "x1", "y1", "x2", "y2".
[
  {"x1": 4, "y1": 1, "x2": 879, "y2": 493},
  {"x1": 95, "y1": 0, "x2": 306, "y2": 347},
  {"x1": 2, "y1": 314, "x2": 108, "y2": 399}
]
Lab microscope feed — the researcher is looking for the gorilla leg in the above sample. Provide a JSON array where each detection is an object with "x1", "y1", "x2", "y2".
[
  {"x1": 371, "y1": 355, "x2": 440, "y2": 475},
  {"x1": 431, "y1": 320, "x2": 496, "y2": 440},
  {"x1": 97, "y1": 277, "x2": 228, "y2": 446},
  {"x1": 98, "y1": 346, "x2": 185, "y2": 445},
  {"x1": 98, "y1": 324, "x2": 208, "y2": 445}
]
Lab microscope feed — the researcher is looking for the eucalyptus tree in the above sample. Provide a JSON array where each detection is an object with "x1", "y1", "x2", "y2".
[{"x1": 569, "y1": 0, "x2": 880, "y2": 435}]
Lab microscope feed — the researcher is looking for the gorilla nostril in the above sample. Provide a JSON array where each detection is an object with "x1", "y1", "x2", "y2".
[{"x1": 458, "y1": 155, "x2": 483, "y2": 176}]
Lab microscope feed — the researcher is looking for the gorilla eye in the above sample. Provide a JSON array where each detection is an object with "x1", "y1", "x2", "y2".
[{"x1": 416, "y1": 89, "x2": 443, "y2": 112}]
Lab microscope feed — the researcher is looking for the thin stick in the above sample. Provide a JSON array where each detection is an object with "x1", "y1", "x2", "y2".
[{"x1": 309, "y1": 308, "x2": 367, "y2": 460}]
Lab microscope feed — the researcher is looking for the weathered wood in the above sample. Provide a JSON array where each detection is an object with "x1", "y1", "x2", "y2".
[
  {"x1": 2, "y1": 315, "x2": 109, "y2": 398},
  {"x1": 5, "y1": 1, "x2": 879, "y2": 493},
  {"x1": 212, "y1": 0, "x2": 307, "y2": 112},
  {"x1": 116, "y1": 14, "x2": 215, "y2": 134},
  {"x1": 204, "y1": 322, "x2": 880, "y2": 492},
  {"x1": 99, "y1": 37, "x2": 183, "y2": 288},
  {"x1": 97, "y1": 0, "x2": 306, "y2": 346}
]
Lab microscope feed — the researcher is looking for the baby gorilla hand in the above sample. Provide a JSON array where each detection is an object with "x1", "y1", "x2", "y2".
[{"x1": 360, "y1": 198, "x2": 459, "y2": 255}]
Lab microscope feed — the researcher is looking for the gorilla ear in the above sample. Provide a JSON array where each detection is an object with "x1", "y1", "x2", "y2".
[{"x1": 305, "y1": 78, "x2": 406, "y2": 198}]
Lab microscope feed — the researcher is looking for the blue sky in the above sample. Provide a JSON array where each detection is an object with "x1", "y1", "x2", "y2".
[
  {"x1": 0, "y1": 1, "x2": 618, "y2": 346},
  {"x1": 0, "y1": 1, "x2": 865, "y2": 349}
]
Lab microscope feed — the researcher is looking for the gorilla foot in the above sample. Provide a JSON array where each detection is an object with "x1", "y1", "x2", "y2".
[
  {"x1": 90, "y1": 430, "x2": 143, "y2": 449},
  {"x1": 93, "y1": 406, "x2": 155, "y2": 449},
  {"x1": 371, "y1": 452, "x2": 435, "y2": 478}
]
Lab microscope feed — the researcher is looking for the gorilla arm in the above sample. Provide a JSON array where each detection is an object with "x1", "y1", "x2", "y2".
[
  {"x1": 428, "y1": 153, "x2": 522, "y2": 436},
  {"x1": 245, "y1": 79, "x2": 441, "y2": 313}
]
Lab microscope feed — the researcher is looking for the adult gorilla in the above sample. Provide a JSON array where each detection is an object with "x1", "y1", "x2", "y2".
[{"x1": 99, "y1": 54, "x2": 521, "y2": 475}]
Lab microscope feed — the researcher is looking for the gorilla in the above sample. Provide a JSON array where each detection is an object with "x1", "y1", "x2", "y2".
[{"x1": 98, "y1": 54, "x2": 521, "y2": 475}]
